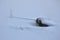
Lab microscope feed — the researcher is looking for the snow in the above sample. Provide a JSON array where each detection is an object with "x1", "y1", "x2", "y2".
[{"x1": 0, "y1": 0, "x2": 60, "y2": 40}]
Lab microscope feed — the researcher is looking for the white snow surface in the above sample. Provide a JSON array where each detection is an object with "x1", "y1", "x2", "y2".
[{"x1": 0, "y1": 0, "x2": 60, "y2": 40}]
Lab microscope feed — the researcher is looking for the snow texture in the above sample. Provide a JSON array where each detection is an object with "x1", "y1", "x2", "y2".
[{"x1": 0, "y1": 0, "x2": 60, "y2": 40}]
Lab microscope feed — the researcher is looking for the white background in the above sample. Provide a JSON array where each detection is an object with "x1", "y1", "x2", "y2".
[{"x1": 0, "y1": 0, "x2": 60, "y2": 40}]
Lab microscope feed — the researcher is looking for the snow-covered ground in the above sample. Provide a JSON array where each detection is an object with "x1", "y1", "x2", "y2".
[{"x1": 0, "y1": 0, "x2": 60, "y2": 40}]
